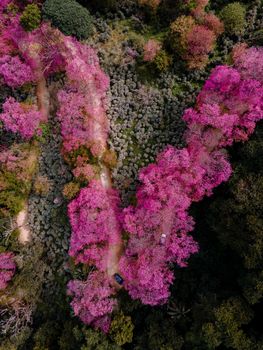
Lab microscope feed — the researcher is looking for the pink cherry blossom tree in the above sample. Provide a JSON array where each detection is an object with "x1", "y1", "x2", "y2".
[
  {"x1": 0, "y1": 97, "x2": 45, "y2": 139},
  {"x1": 0, "y1": 252, "x2": 16, "y2": 290}
]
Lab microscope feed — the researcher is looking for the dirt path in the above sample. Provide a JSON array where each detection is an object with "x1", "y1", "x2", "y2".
[
  {"x1": 17, "y1": 64, "x2": 49, "y2": 245},
  {"x1": 88, "y1": 82, "x2": 123, "y2": 288},
  {"x1": 17, "y1": 204, "x2": 31, "y2": 244}
]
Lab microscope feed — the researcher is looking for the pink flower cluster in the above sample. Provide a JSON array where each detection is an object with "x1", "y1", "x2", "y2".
[
  {"x1": 56, "y1": 36, "x2": 110, "y2": 154},
  {"x1": 143, "y1": 39, "x2": 162, "y2": 62},
  {"x1": 0, "y1": 97, "x2": 45, "y2": 139},
  {"x1": 57, "y1": 90, "x2": 93, "y2": 152},
  {"x1": 0, "y1": 55, "x2": 34, "y2": 87},
  {"x1": 189, "y1": 65, "x2": 263, "y2": 145},
  {"x1": 68, "y1": 180, "x2": 122, "y2": 270},
  {"x1": 68, "y1": 271, "x2": 117, "y2": 333},
  {"x1": 233, "y1": 45, "x2": 263, "y2": 84},
  {"x1": 67, "y1": 180, "x2": 122, "y2": 332},
  {"x1": 0, "y1": 252, "x2": 16, "y2": 290}
]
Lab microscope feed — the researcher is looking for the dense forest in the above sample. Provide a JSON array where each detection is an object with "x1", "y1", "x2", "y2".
[{"x1": 0, "y1": 0, "x2": 262, "y2": 349}]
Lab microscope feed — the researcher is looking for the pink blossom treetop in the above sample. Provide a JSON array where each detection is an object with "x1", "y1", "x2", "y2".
[
  {"x1": 191, "y1": 65, "x2": 263, "y2": 145},
  {"x1": 143, "y1": 39, "x2": 162, "y2": 62},
  {"x1": 0, "y1": 54, "x2": 34, "y2": 87},
  {"x1": 68, "y1": 180, "x2": 122, "y2": 270},
  {"x1": 232, "y1": 45, "x2": 263, "y2": 84},
  {"x1": 0, "y1": 252, "x2": 16, "y2": 290},
  {"x1": 67, "y1": 271, "x2": 117, "y2": 333},
  {"x1": 0, "y1": 6, "x2": 35, "y2": 86},
  {"x1": 0, "y1": 97, "x2": 45, "y2": 139},
  {"x1": 57, "y1": 34, "x2": 110, "y2": 156}
]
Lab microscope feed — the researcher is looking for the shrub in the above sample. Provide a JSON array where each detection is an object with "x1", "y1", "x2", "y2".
[
  {"x1": 72, "y1": 163, "x2": 99, "y2": 182},
  {"x1": 220, "y1": 2, "x2": 246, "y2": 35},
  {"x1": 68, "y1": 271, "x2": 118, "y2": 332},
  {"x1": 0, "y1": 145, "x2": 38, "y2": 218},
  {"x1": 153, "y1": 49, "x2": 172, "y2": 72},
  {"x1": 42, "y1": 0, "x2": 93, "y2": 39},
  {"x1": 170, "y1": 16, "x2": 195, "y2": 56},
  {"x1": 33, "y1": 175, "x2": 52, "y2": 196},
  {"x1": 62, "y1": 182, "x2": 80, "y2": 200},
  {"x1": 102, "y1": 149, "x2": 118, "y2": 168},
  {"x1": 203, "y1": 13, "x2": 224, "y2": 36},
  {"x1": 20, "y1": 4, "x2": 41, "y2": 32},
  {"x1": 185, "y1": 25, "x2": 216, "y2": 69},
  {"x1": 170, "y1": 5, "x2": 223, "y2": 70}
]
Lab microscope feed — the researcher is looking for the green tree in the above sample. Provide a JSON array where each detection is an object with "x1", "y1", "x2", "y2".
[
  {"x1": 42, "y1": 0, "x2": 93, "y2": 39},
  {"x1": 20, "y1": 4, "x2": 41, "y2": 31},
  {"x1": 220, "y1": 2, "x2": 246, "y2": 35}
]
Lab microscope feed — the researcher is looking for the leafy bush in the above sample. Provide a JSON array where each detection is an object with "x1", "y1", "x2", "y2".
[
  {"x1": 81, "y1": 328, "x2": 121, "y2": 350},
  {"x1": 42, "y1": 0, "x2": 93, "y2": 39},
  {"x1": 220, "y1": 2, "x2": 246, "y2": 35},
  {"x1": 20, "y1": 4, "x2": 41, "y2": 32},
  {"x1": 169, "y1": 3, "x2": 223, "y2": 70},
  {"x1": 0, "y1": 144, "x2": 38, "y2": 218},
  {"x1": 153, "y1": 49, "x2": 172, "y2": 71},
  {"x1": 62, "y1": 182, "x2": 80, "y2": 200},
  {"x1": 202, "y1": 298, "x2": 255, "y2": 349},
  {"x1": 33, "y1": 175, "x2": 52, "y2": 196},
  {"x1": 109, "y1": 312, "x2": 134, "y2": 346}
]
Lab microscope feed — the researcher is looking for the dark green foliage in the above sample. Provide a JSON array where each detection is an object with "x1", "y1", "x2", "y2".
[
  {"x1": 32, "y1": 321, "x2": 60, "y2": 350},
  {"x1": 172, "y1": 122, "x2": 263, "y2": 349},
  {"x1": 81, "y1": 328, "x2": 121, "y2": 350},
  {"x1": 42, "y1": 0, "x2": 93, "y2": 39},
  {"x1": 0, "y1": 144, "x2": 38, "y2": 219},
  {"x1": 0, "y1": 244, "x2": 47, "y2": 348},
  {"x1": 248, "y1": 29, "x2": 263, "y2": 45},
  {"x1": 133, "y1": 310, "x2": 184, "y2": 350},
  {"x1": 109, "y1": 312, "x2": 134, "y2": 346},
  {"x1": 220, "y1": 2, "x2": 246, "y2": 35},
  {"x1": 202, "y1": 297, "x2": 255, "y2": 350},
  {"x1": 87, "y1": 0, "x2": 117, "y2": 11},
  {"x1": 20, "y1": 4, "x2": 41, "y2": 31},
  {"x1": 0, "y1": 178, "x2": 27, "y2": 217}
]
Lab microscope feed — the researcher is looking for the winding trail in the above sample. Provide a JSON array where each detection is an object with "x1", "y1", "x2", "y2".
[{"x1": 88, "y1": 82, "x2": 123, "y2": 289}]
